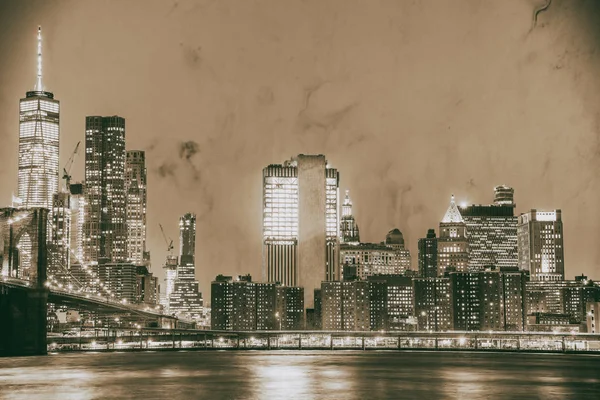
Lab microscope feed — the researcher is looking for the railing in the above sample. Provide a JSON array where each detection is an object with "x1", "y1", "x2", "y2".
[{"x1": 47, "y1": 329, "x2": 600, "y2": 353}]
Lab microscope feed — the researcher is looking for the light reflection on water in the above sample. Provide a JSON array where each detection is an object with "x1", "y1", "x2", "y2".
[{"x1": 0, "y1": 351, "x2": 599, "y2": 399}]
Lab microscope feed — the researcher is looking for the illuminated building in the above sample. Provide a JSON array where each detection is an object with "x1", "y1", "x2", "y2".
[
  {"x1": 437, "y1": 195, "x2": 469, "y2": 275},
  {"x1": 450, "y1": 272, "x2": 481, "y2": 331},
  {"x1": 169, "y1": 213, "x2": 203, "y2": 319},
  {"x1": 262, "y1": 155, "x2": 340, "y2": 309},
  {"x1": 418, "y1": 229, "x2": 437, "y2": 278},
  {"x1": 517, "y1": 209, "x2": 565, "y2": 281},
  {"x1": 321, "y1": 280, "x2": 370, "y2": 331},
  {"x1": 586, "y1": 301, "x2": 600, "y2": 333},
  {"x1": 413, "y1": 277, "x2": 452, "y2": 331},
  {"x1": 368, "y1": 275, "x2": 415, "y2": 331},
  {"x1": 18, "y1": 27, "x2": 60, "y2": 210},
  {"x1": 98, "y1": 262, "x2": 137, "y2": 303},
  {"x1": 125, "y1": 151, "x2": 147, "y2": 266},
  {"x1": 340, "y1": 190, "x2": 360, "y2": 244},
  {"x1": 48, "y1": 192, "x2": 71, "y2": 280},
  {"x1": 83, "y1": 116, "x2": 127, "y2": 264},
  {"x1": 69, "y1": 183, "x2": 85, "y2": 264},
  {"x1": 275, "y1": 286, "x2": 304, "y2": 330},
  {"x1": 135, "y1": 265, "x2": 158, "y2": 305},
  {"x1": 459, "y1": 187, "x2": 518, "y2": 271},
  {"x1": 160, "y1": 255, "x2": 178, "y2": 312},
  {"x1": 340, "y1": 228, "x2": 412, "y2": 280},
  {"x1": 210, "y1": 274, "x2": 303, "y2": 331}
]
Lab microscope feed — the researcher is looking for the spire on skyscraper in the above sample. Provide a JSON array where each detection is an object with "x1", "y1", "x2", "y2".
[{"x1": 35, "y1": 26, "x2": 43, "y2": 92}]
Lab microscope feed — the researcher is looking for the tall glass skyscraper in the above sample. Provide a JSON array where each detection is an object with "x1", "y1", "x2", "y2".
[
  {"x1": 83, "y1": 116, "x2": 127, "y2": 264},
  {"x1": 262, "y1": 154, "x2": 340, "y2": 309},
  {"x1": 18, "y1": 27, "x2": 60, "y2": 209},
  {"x1": 125, "y1": 151, "x2": 147, "y2": 265},
  {"x1": 169, "y1": 213, "x2": 203, "y2": 318}
]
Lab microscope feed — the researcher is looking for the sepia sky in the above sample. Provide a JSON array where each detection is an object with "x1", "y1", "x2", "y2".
[{"x1": 1, "y1": 0, "x2": 599, "y2": 296}]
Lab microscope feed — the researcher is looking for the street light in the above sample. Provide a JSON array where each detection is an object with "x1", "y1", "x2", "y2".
[{"x1": 275, "y1": 312, "x2": 281, "y2": 331}]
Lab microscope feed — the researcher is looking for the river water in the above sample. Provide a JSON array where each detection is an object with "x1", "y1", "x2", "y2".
[{"x1": 0, "y1": 351, "x2": 599, "y2": 399}]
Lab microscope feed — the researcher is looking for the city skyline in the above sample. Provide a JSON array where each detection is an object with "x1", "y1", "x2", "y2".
[{"x1": 1, "y1": 1, "x2": 599, "y2": 299}]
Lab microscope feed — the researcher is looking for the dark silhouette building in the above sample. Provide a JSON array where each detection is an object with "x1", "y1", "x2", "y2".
[{"x1": 418, "y1": 229, "x2": 438, "y2": 278}]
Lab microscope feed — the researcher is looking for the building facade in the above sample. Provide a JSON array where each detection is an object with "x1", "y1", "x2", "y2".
[
  {"x1": 262, "y1": 155, "x2": 340, "y2": 308},
  {"x1": 321, "y1": 281, "x2": 370, "y2": 331},
  {"x1": 413, "y1": 277, "x2": 452, "y2": 331},
  {"x1": 18, "y1": 27, "x2": 60, "y2": 210},
  {"x1": 340, "y1": 190, "x2": 360, "y2": 244},
  {"x1": 169, "y1": 213, "x2": 203, "y2": 318},
  {"x1": 418, "y1": 229, "x2": 438, "y2": 278},
  {"x1": 125, "y1": 151, "x2": 147, "y2": 266},
  {"x1": 83, "y1": 116, "x2": 127, "y2": 264},
  {"x1": 437, "y1": 195, "x2": 469, "y2": 276},
  {"x1": 517, "y1": 209, "x2": 565, "y2": 281}
]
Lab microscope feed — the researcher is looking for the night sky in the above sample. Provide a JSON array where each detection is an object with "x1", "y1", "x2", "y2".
[{"x1": 1, "y1": 0, "x2": 599, "y2": 296}]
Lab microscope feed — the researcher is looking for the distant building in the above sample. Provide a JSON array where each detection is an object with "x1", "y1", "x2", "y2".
[
  {"x1": 263, "y1": 155, "x2": 340, "y2": 309},
  {"x1": 69, "y1": 183, "x2": 85, "y2": 264},
  {"x1": 98, "y1": 262, "x2": 137, "y2": 303},
  {"x1": 321, "y1": 280, "x2": 370, "y2": 331},
  {"x1": 210, "y1": 274, "x2": 303, "y2": 331},
  {"x1": 135, "y1": 265, "x2": 158, "y2": 305},
  {"x1": 459, "y1": 187, "x2": 518, "y2": 271},
  {"x1": 413, "y1": 277, "x2": 452, "y2": 331},
  {"x1": 367, "y1": 275, "x2": 415, "y2": 331},
  {"x1": 339, "y1": 228, "x2": 411, "y2": 280},
  {"x1": 586, "y1": 301, "x2": 600, "y2": 333},
  {"x1": 169, "y1": 213, "x2": 203, "y2": 319},
  {"x1": 517, "y1": 209, "x2": 565, "y2": 281},
  {"x1": 161, "y1": 255, "x2": 178, "y2": 312},
  {"x1": 48, "y1": 192, "x2": 71, "y2": 280},
  {"x1": 340, "y1": 190, "x2": 360, "y2": 244},
  {"x1": 438, "y1": 195, "x2": 469, "y2": 276},
  {"x1": 83, "y1": 116, "x2": 127, "y2": 264},
  {"x1": 417, "y1": 229, "x2": 437, "y2": 278},
  {"x1": 125, "y1": 151, "x2": 147, "y2": 266}
]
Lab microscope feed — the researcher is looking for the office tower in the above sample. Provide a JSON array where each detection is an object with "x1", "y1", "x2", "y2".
[
  {"x1": 161, "y1": 255, "x2": 178, "y2": 312},
  {"x1": 459, "y1": 186, "x2": 518, "y2": 271},
  {"x1": 48, "y1": 192, "x2": 71, "y2": 279},
  {"x1": 340, "y1": 190, "x2": 360, "y2": 244},
  {"x1": 256, "y1": 282, "x2": 277, "y2": 330},
  {"x1": 135, "y1": 265, "x2": 158, "y2": 305},
  {"x1": 275, "y1": 286, "x2": 305, "y2": 330},
  {"x1": 501, "y1": 268, "x2": 528, "y2": 331},
  {"x1": 437, "y1": 195, "x2": 469, "y2": 276},
  {"x1": 18, "y1": 27, "x2": 60, "y2": 209},
  {"x1": 83, "y1": 116, "x2": 127, "y2": 264},
  {"x1": 125, "y1": 151, "x2": 147, "y2": 265},
  {"x1": 69, "y1": 183, "x2": 85, "y2": 264},
  {"x1": 169, "y1": 213, "x2": 203, "y2": 318},
  {"x1": 263, "y1": 154, "x2": 340, "y2": 308},
  {"x1": 98, "y1": 263, "x2": 137, "y2": 303},
  {"x1": 320, "y1": 281, "x2": 369, "y2": 331},
  {"x1": 368, "y1": 280, "x2": 388, "y2": 331},
  {"x1": 586, "y1": 301, "x2": 600, "y2": 333},
  {"x1": 211, "y1": 275, "x2": 234, "y2": 330},
  {"x1": 367, "y1": 275, "x2": 414, "y2": 331},
  {"x1": 232, "y1": 275, "x2": 256, "y2": 331},
  {"x1": 418, "y1": 229, "x2": 438, "y2": 278},
  {"x1": 450, "y1": 272, "x2": 482, "y2": 331},
  {"x1": 413, "y1": 277, "x2": 452, "y2": 331},
  {"x1": 517, "y1": 209, "x2": 565, "y2": 281}
]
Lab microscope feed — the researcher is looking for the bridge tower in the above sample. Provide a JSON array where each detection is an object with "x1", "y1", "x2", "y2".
[{"x1": 0, "y1": 207, "x2": 49, "y2": 356}]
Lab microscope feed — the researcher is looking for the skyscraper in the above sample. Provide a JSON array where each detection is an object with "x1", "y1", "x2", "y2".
[
  {"x1": 125, "y1": 151, "x2": 147, "y2": 265},
  {"x1": 459, "y1": 186, "x2": 518, "y2": 271},
  {"x1": 69, "y1": 183, "x2": 85, "y2": 264},
  {"x1": 48, "y1": 192, "x2": 71, "y2": 279},
  {"x1": 418, "y1": 229, "x2": 438, "y2": 278},
  {"x1": 517, "y1": 209, "x2": 564, "y2": 281},
  {"x1": 83, "y1": 116, "x2": 127, "y2": 264},
  {"x1": 262, "y1": 154, "x2": 340, "y2": 309},
  {"x1": 18, "y1": 27, "x2": 60, "y2": 209},
  {"x1": 169, "y1": 213, "x2": 203, "y2": 318},
  {"x1": 340, "y1": 190, "x2": 360, "y2": 244},
  {"x1": 437, "y1": 195, "x2": 469, "y2": 276}
]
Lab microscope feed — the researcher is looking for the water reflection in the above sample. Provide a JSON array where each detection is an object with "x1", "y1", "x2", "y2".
[{"x1": 0, "y1": 351, "x2": 598, "y2": 399}]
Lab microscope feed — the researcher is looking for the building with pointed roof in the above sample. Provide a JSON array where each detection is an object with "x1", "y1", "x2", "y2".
[
  {"x1": 340, "y1": 190, "x2": 360, "y2": 244},
  {"x1": 437, "y1": 195, "x2": 469, "y2": 276}
]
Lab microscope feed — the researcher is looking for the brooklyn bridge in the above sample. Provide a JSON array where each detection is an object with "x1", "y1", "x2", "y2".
[{"x1": 0, "y1": 207, "x2": 178, "y2": 356}]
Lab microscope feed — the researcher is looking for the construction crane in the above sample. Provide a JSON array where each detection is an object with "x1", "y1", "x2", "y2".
[
  {"x1": 159, "y1": 224, "x2": 174, "y2": 255},
  {"x1": 62, "y1": 141, "x2": 81, "y2": 191}
]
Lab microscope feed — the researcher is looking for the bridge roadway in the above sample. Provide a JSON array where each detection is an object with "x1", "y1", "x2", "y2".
[
  {"x1": 48, "y1": 328, "x2": 600, "y2": 353},
  {"x1": 1, "y1": 276, "x2": 179, "y2": 323}
]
